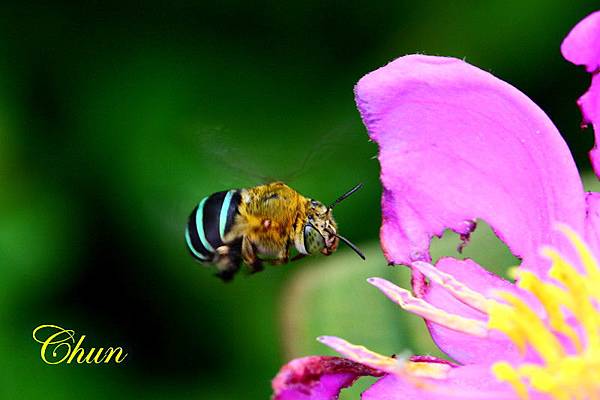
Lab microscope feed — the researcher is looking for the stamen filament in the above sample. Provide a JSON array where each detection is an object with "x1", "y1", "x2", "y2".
[
  {"x1": 543, "y1": 248, "x2": 600, "y2": 350},
  {"x1": 317, "y1": 336, "x2": 451, "y2": 379},
  {"x1": 411, "y1": 261, "x2": 489, "y2": 313},
  {"x1": 494, "y1": 292, "x2": 565, "y2": 364},
  {"x1": 492, "y1": 362, "x2": 530, "y2": 400},
  {"x1": 558, "y1": 225, "x2": 600, "y2": 296},
  {"x1": 368, "y1": 277, "x2": 488, "y2": 337},
  {"x1": 487, "y1": 301, "x2": 528, "y2": 353},
  {"x1": 517, "y1": 270, "x2": 582, "y2": 352},
  {"x1": 316, "y1": 336, "x2": 398, "y2": 371}
]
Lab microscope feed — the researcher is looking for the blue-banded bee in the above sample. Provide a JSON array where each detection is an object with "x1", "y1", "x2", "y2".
[{"x1": 185, "y1": 182, "x2": 364, "y2": 281}]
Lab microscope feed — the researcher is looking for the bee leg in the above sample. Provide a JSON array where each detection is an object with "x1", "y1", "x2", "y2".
[
  {"x1": 269, "y1": 248, "x2": 290, "y2": 266},
  {"x1": 215, "y1": 242, "x2": 242, "y2": 282},
  {"x1": 215, "y1": 266, "x2": 237, "y2": 282},
  {"x1": 290, "y1": 253, "x2": 306, "y2": 262},
  {"x1": 249, "y1": 263, "x2": 264, "y2": 274},
  {"x1": 242, "y1": 236, "x2": 263, "y2": 273},
  {"x1": 214, "y1": 255, "x2": 240, "y2": 282},
  {"x1": 269, "y1": 258, "x2": 288, "y2": 266}
]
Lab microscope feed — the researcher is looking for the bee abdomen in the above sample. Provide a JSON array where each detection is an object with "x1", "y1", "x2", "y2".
[{"x1": 185, "y1": 189, "x2": 241, "y2": 262}]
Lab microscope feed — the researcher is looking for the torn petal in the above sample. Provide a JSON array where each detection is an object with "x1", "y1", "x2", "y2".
[
  {"x1": 272, "y1": 356, "x2": 383, "y2": 400},
  {"x1": 356, "y1": 55, "x2": 585, "y2": 277}
]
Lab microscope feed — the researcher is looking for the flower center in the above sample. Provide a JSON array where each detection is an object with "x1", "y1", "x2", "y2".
[{"x1": 490, "y1": 226, "x2": 600, "y2": 400}]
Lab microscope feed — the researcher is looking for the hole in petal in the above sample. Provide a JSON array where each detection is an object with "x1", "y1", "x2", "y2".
[
  {"x1": 585, "y1": 172, "x2": 600, "y2": 191},
  {"x1": 429, "y1": 219, "x2": 521, "y2": 280},
  {"x1": 339, "y1": 376, "x2": 379, "y2": 399}
]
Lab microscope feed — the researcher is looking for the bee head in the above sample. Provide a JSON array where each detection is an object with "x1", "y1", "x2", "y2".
[
  {"x1": 295, "y1": 184, "x2": 365, "y2": 260},
  {"x1": 300, "y1": 199, "x2": 339, "y2": 256}
]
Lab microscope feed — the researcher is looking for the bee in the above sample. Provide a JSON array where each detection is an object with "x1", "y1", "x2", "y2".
[{"x1": 185, "y1": 182, "x2": 365, "y2": 281}]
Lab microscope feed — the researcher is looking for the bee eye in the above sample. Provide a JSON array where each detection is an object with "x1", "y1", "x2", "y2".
[{"x1": 303, "y1": 224, "x2": 325, "y2": 254}]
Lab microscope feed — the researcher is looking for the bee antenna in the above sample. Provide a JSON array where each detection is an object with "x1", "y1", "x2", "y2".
[
  {"x1": 328, "y1": 183, "x2": 363, "y2": 210},
  {"x1": 336, "y1": 234, "x2": 366, "y2": 260}
]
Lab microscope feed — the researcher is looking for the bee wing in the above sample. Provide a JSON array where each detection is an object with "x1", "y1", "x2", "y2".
[
  {"x1": 195, "y1": 120, "x2": 363, "y2": 186},
  {"x1": 196, "y1": 126, "x2": 274, "y2": 186},
  {"x1": 277, "y1": 121, "x2": 356, "y2": 183}
]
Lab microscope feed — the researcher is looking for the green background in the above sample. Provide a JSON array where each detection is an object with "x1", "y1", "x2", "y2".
[{"x1": 1, "y1": 1, "x2": 597, "y2": 398}]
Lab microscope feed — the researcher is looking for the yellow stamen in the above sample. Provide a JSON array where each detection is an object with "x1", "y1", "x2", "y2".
[
  {"x1": 487, "y1": 300, "x2": 527, "y2": 353},
  {"x1": 495, "y1": 291, "x2": 565, "y2": 364},
  {"x1": 544, "y1": 248, "x2": 600, "y2": 350},
  {"x1": 558, "y1": 224, "x2": 600, "y2": 297},
  {"x1": 489, "y1": 228, "x2": 600, "y2": 399},
  {"x1": 492, "y1": 361, "x2": 530, "y2": 400},
  {"x1": 517, "y1": 270, "x2": 582, "y2": 352}
]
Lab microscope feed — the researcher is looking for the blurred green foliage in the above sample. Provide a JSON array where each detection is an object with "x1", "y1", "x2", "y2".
[{"x1": 0, "y1": 1, "x2": 597, "y2": 399}]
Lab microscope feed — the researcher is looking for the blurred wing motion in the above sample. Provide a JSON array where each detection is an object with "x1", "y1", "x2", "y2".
[{"x1": 195, "y1": 121, "x2": 356, "y2": 186}]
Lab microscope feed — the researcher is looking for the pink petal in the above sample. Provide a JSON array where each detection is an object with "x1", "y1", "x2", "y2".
[
  {"x1": 420, "y1": 257, "x2": 520, "y2": 301},
  {"x1": 356, "y1": 55, "x2": 585, "y2": 277},
  {"x1": 423, "y1": 293, "x2": 518, "y2": 366},
  {"x1": 361, "y1": 364, "x2": 516, "y2": 400},
  {"x1": 577, "y1": 74, "x2": 600, "y2": 177},
  {"x1": 561, "y1": 11, "x2": 600, "y2": 73},
  {"x1": 422, "y1": 257, "x2": 538, "y2": 314},
  {"x1": 562, "y1": 11, "x2": 600, "y2": 178},
  {"x1": 272, "y1": 356, "x2": 383, "y2": 400},
  {"x1": 366, "y1": 259, "x2": 530, "y2": 365},
  {"x1": 578, "y1": 73, "x2": 600, "y2": 128},
  {"x1": 421, "y1": 258, "x2": 553, "y2": 366},
  {"x1": 423, "y1": 258, "x2": 520, "y2": 364},
  {"x1": 422, "y1": 258, "x2": 522, "y2": 364}
]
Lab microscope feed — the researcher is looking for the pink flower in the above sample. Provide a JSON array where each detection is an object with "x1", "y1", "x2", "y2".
[{"x1": 272, "y1": 11, "x2": 600, "y2": 400}]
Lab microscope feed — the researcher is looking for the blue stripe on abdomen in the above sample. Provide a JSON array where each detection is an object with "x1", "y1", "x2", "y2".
[
  {"x1": 202, "y1": 191, "x2": 229, "y2": 249},
  {"x1": 196, "y1": 197, "x2": 215, "y2": 252},
  {"x1": 186, "y1": 204, "x2": 212, "y2": 261},
  {"x1": 219, "y1": 190, "x2": 234, "y2": 241},
  {"x1": 224, "y1": 190, "x2": 241, "y2": 236},
  {"x1": 186, "y1": 190, "x2": 242, "y2": 263},
  {"x1": 185, "y1": 226, "x2": 208, "y2": 260}
]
